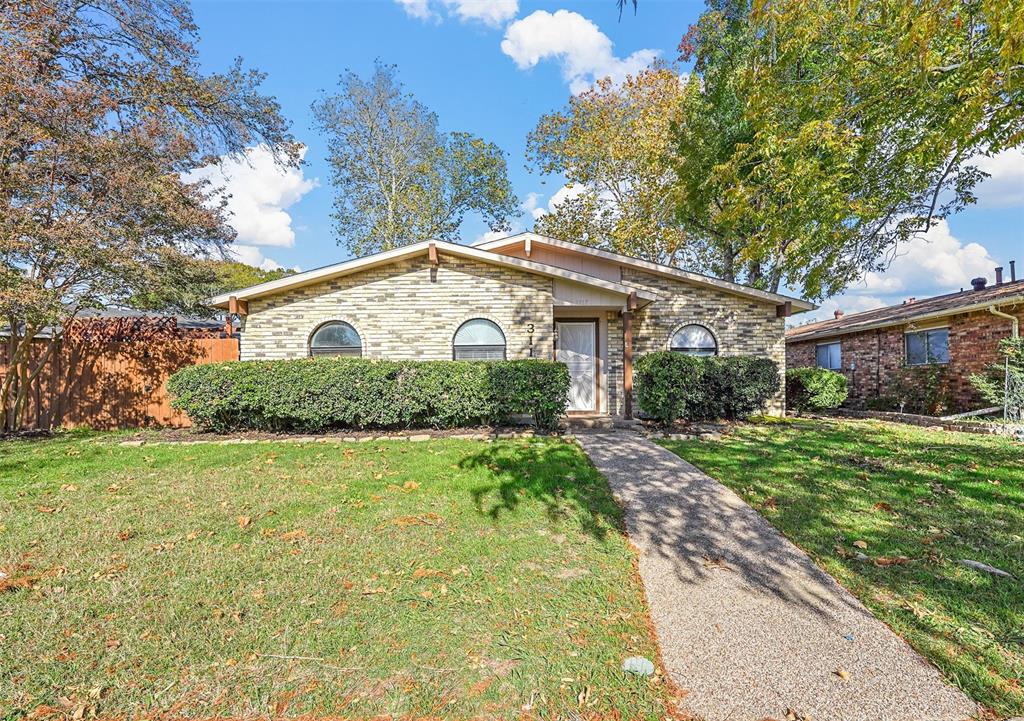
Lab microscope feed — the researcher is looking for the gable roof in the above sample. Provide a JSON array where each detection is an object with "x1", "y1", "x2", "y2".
[
  {"x1": 208, "y1": 239, "x2": 660, "y2": 309},
  {"x1": 786, "y1": 279, "x2": 1024, "y2": 342},
  {"x1": 473, "y1": 232, "x2": 816, "y2": 312}
]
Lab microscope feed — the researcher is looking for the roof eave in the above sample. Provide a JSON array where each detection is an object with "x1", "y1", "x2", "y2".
[
  {"x1": 208, "y1": 239, "x2": 658, "y2": 308},
  {"x1": 476, "y1": 232, "x2": 815, "y2": 312},
  {"x1": 786, "y1": 295, "x2": 1024, "y2": 342}
]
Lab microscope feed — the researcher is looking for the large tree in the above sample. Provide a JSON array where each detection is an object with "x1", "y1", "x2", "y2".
[
  {"x1": 129, "y1": 259, "x2": 294, "y2": 317},
  {"x1": 527, "y1": 67, "x2": 692, "y2": 266},
  {"x1": 1, "y1": 0, "x2": 297, "y2": 430},
  {"x1": 312, "y1": 63, "x2": 518, "y2": 257},
  {"x1": 672, "y1": 0, "x2": 1023, "y2": 299}
]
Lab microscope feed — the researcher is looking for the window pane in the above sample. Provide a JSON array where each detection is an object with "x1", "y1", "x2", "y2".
[
  {"x1": 816, "y1": 342, "x2": 840, "y2": 369},
  {"x1": 828, "y1": 343, "x2": 842, "y2": 370},
  {"x1": 454, "y1": 345, "x2": 505, "y2": 361},
  {"x1": 311, "y1": 322, "x2": 360, "y2": 349},
  {"x1": 927, "y1": 329, "x2": 949, "y2": 363},
  {"x1": 310, "y1": 346, "x2": 361, "y2": 358},
  {"x1": 453, "y1": 319, "x2": 504, "y2": 346},
  {"x1": 671, "y1": 324, "x2": 717, "y2": 355},
  {"x1": 906, "y1": 332, "x2": 927, "y2": 365}
]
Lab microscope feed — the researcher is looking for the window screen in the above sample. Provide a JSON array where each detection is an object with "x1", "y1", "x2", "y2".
[{"x1": 453, "y1": 319, "x2": 506, "y2": 361}]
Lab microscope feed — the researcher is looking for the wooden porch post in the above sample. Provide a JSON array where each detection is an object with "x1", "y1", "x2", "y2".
[{"x1": 623, "y1": 291, "x2": 637, "y2": 419}]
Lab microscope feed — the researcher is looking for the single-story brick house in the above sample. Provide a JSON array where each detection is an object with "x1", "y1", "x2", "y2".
[
  {"x1": 210, "y1": 232, "x2": 813, "y2": 418},
  {"x1": 786, "y1": 268, "x2": 1023, "y2": 412}
]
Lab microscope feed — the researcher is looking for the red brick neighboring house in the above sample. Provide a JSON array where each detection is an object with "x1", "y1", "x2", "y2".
[{"x1": 786, "y1": 269, "x2": 1023, "y2": 413}]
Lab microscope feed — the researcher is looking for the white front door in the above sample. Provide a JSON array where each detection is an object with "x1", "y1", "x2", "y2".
[{"x1": 556, "y1": 321, "x2": 597, "y2": 412}]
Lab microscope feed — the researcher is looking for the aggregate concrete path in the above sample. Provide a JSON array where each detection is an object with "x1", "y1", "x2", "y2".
[{"x1": 576, "y1": 432, "x2": 976, "y2": 721}]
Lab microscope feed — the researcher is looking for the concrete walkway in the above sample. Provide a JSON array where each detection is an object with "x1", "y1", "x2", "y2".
[{"x1": 576, "y1": 432, "x2": 976, "y2": 721}]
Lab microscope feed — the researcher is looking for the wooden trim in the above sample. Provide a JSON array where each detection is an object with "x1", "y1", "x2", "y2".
[
  {"x1": 623, "y1": 310, "x2": 634, "y2": 419},
  {"x1": 227, "y1": 296, "x2": 249, "y2": 316},
  {"x1": 627, "y1": 291, "x2": 638, "y2": 312},
  {"x1": 555, "y1": 318, "x2": 600, "y2": 414},
  {"x1": 428, "y1": 242, "x2": 439, "y2": 265},
  {"x1": 776, "y1": 301, "x2": 792, "y2": 318}
]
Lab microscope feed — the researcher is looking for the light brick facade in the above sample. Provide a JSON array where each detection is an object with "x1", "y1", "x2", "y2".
[
  {"x1": 237, "y1": 245, "x2": 792, "y2": 418},
  {"x1": 627, "y1": 269, "x2": 788, "y2": 414},
  {"x1": 787, "y1": 306, "x2": 1024, "y2": 412},
  {"x1": 241, "y1": 256, "x2": 554, "y2": 362}
]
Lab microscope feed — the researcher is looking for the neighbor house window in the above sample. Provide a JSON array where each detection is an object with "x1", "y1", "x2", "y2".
[
  {"x1": 670, "y1": 324, "x2": 717, "y2": 356},
  {"x1": 905, "y1": 328, "x2": 949, "y2": 366},
  {"x1": 309, "y1": 321, "x2": 362, "y2": 357},
  {"x1": 815, "y1": 341, "x2": 842, "y2": 370},
  {"x1": 453, "y1": 319, "x2": 506, "y2": 360}
]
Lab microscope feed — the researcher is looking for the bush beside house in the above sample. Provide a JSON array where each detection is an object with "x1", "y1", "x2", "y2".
[
  {"x1": 167, "y1": 358, "x2": 569, "y2": 432},
  {"x1": 634, "y1": 352, "x2": 780, "y2": 426},
  {"x1": 785, "y1": 367, "x2": 848, "y2": 415}
]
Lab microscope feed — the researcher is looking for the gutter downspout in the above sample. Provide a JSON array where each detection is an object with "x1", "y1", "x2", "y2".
[
  {"x1": 989, "y1": 305, "x2": 1019, "y2": 338},
  {"x1": 989, "y1": 305, "x2": 1019, "y2": 422}
]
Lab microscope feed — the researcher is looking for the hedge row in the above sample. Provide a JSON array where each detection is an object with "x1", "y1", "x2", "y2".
[
  {"x1": 785, "y1": 367, "x2": 848, "y2": 415},
  {"x1": 167, "y1": 358, "x2": 570, "y2": 432},
  {"x1": 634, "y1": 352, "x2": 781, "y2": 426}
]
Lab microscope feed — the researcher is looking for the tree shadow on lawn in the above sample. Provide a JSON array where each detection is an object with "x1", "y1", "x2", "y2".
[
  {"x1": 457, "y1": 440, "x2": 624, "y2": 543},
  {"x1": 664, "y1": 419, "x2": 1024, "y2": 711}
]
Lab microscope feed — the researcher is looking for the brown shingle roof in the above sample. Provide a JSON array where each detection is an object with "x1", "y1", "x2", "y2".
[{"x1": 786, "y1": 280, "x2": 1024, "y2": 341}]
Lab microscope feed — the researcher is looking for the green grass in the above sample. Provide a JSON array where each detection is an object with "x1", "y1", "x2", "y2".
[
  {"x1": 660, "y1": 417, "x2": 1024, "y2": 716},
  {"x1": 0, "y1": 433, "x2": 673, "y2": 719}
]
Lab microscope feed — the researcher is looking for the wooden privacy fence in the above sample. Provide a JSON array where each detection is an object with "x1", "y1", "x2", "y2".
[{"x1": 1, "y1": 336, "x2": 238, "y2": 430}]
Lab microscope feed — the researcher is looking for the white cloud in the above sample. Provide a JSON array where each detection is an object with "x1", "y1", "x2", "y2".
[
  {"x1": 521, "y1": 192, "x2": 546, "y2": 220},
  {"x1": 228, "y1": 244, "x2": 286, "y2": 272},
  {"x1": 972, "y1": 147, "x2": 1024, "y2": 208},
  {"x1": 546, "y1": 183, "x2": 587, "y2": 210},
  {"x1": 473, "y1": 229, "x2": 513, "y2": 245},
  {"x1": 443, "y1": 0, "x2": 517, "y2": 26},
  {"x1": 501, "y1": 10, "x2": 659, "y2": 93},
  {"x1": 395, "y1": 0, "x2": 434, "y2": 21},
  {"x1": 861, "y1": 220, "x2": 996, "y2": 292},
  {"x1": 794, "y1": 219, "x2": 999, "y2": 324},
  {"x1": 396, "y1": 0, "x2": 517, "y2": 26},
  {"x1": 185, "y1": 145, "x2": 318, "y2": 249}
]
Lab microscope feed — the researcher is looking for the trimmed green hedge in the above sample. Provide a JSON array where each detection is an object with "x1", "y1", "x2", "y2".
[
  {"x1": 634, "y1": 352, "x2": 780, "y2": 426},
  {"x1": 785, "y1": 367, "x2": 848, "y2": 415},
  {"x1": 167, "y1": 358, "x2": 570, "y2": 432}
]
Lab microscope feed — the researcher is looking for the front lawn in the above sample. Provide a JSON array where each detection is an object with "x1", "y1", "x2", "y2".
[
  {"x1": 0, "y1": 434, "x2": 673, "y2": 718},
  {"x1": 661, "y1": 418, "x2": 1023, "y2": 716}
]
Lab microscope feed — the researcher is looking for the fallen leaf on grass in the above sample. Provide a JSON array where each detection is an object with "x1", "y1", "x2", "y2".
[
  {"x1": 872, "y1": 502, "x2": 896, "y2": 514},
  {"x1": 0, "y1": 574, "x2": 38, "y2": 593},
  {"x1": 852, "y1": 540, "x2": 868, "y2": 549},
  {"x1": 237, "y1": 516, "x2": 252, "y2": 529},
  {"x1": 279, "y1": 529, "x2": 308, "y2": 542},
  {"x1": 403, "y1": 481, "x2": 420, "y2": 491},
  {"x1": 392, "y1": 513, "x2": 443, "y2": 528},
  {"x1": 874, "y1": 556, "x2": 911, "y2": 567},
  {"x1": 412, "y1": 567, "x2": 446, "y2": 579},
  {"x1": 37, "y1": 506, "x2": 58, "y2": 514},
  {"x1": 61, "y1": 484, "x2": 78, "y2": 492}
]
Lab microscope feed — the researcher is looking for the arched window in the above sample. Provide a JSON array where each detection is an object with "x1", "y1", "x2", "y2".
[
  {"x1": 453, "y1": 319, "x2": 506, "y2": 361},
  {"x1": 309, "y1": 321, "x2": 362, "y2": 357},
  {"x1": 670, "y1": 324, "x2": 718, "y2": 356}
]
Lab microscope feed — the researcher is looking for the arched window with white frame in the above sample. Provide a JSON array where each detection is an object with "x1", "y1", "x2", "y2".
[
  {"x1": 670, "y1": 324, "x2": 718, "y2": 356},
  {"x1": 309, "y1": 321, "x2": 362, "y2": 357},
  {"x1": 453, "y1": 318, "x2": 506, "y2": 360}
]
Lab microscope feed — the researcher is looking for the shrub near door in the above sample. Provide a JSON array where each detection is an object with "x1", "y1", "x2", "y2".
[
  {"x1": 634, "y1": 352, "x2": 780, "y2": 426},
  {"x1": 167, "y1": 358, "x2": 570, "y2": 432}
]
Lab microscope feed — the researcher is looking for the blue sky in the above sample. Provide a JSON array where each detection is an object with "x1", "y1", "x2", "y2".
[{"x1": 190, "y1": 0, "x2": 1023, "y2": 320}]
